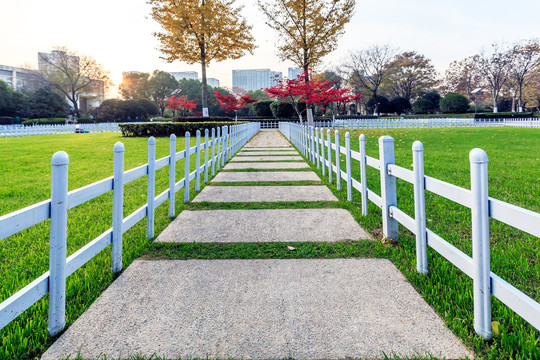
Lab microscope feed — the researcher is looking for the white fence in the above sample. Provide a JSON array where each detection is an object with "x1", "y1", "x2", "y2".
[
  {"x1": 280, "y1": 122, "x2": 540, "y2": 340},
  {"x1": 0, "y1": 122, "x2": 260, "y2": 335},
  {"x1": 0, "y1": 123, "x2": 121, "y2": 137},
  {"x1": 313, "y1": 117, "x2": 540, "y2": 129}
]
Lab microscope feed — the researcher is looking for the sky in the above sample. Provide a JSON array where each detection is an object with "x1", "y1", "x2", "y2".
[{"x1": 1, "y1": 0, "x2": 539, "y2": 94}]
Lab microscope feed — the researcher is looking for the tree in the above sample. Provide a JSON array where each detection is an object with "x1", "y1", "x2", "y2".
[
  {"x1": 389, "y1": 97, "x2": 411, "y2": 115},
  {"x1": 28, "y1": 88, "x2": 70, "y2": 119},
  {"x1": 422, "y1": 91, "x2": 441, "y2": 110},
  {"x1": 366, "y1": 95, "x2": 390, "y2": 114},
  {"x1": 165, "y1": 95, "x2": 197, "y2": 117},
  {"x1": 440, "y1": 92, "x2": 470, "y2": 113},
  {"x1": 522, "y1": 67, "x2": 540, "y2": 111},
  {"x1": 214, "y1": 91, "x2": 256, "y2": 120},
  {"x1": 37, "y1": 48, "x2": 110, "y2": 117},
  {"x1": 258, "y1": 0, "x2": 354, "y2": 125},
  {"x1": 119, "y1": 72, "x2": 150, "y2": 100},
  {"x1": 478, "y1": 44, "x2": 513, "y2": 113},
  {"x1": 148, "y1": 70, "x2": 180, "y2": 116},
  {"x1": 412, "y1": 98, "x2": 435, "y2": 114},
  {"x1": 149, "y1": 0, "x2": 255, "y2": 117},
  {"x1": 385, "y1": 51, "x2": 438, "y2": 101},
  {"x1": 443, "y1": 55, "x2": 484, "y2": 101},
  {"x1": 344, "y1": 45, "x2": 398, "y2": 115},
  {"x1": 270, "y1": 101, "x2": 296, "y2": 118},
  {"x1": 0, "y1": 80, "x2": 13, "y2": 116},
  {"x1": 510, "y1": 39, "x2": 540, "y2": 112},
  {"x1": 252, "y1": 100, "x2": 275, "y2": 117}
]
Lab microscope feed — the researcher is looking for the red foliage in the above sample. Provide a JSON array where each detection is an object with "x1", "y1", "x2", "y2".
[
  {"x1": 164, "y1": 95, "x2": 197, "y2": 115},
  {"x1": 265, "y1": 70, "x2": 361, "y2": 115},
  {"x1": 214, "y1": 91, "x2": 257, "y2": 113}
]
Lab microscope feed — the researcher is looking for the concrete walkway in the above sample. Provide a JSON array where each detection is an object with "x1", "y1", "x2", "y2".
[{"x1": 42, "y1": 130, "x2": 472, "y2": 360}]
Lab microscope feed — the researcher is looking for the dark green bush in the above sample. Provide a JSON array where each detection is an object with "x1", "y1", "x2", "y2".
[
  {"x1": 119, "y1": 121, "x2": 247, "y2": 137},
  {"x1": 0, "y1": 116, "x2": 14, "y2": 124},
  {"x1": 440, "y1": 93, "x2": 470, "y2": 113},
  {"x1": 270, "y1": 101, "x2": 296, "y2": 118},
  {"x1": 172, "y1": 116, "x2": 233, "y2": 122},
  {"x1": 252, "y1": 100, "x2": 274, "y2": 117},
  {"x1": 475, "y1": 112, "x2": 534, "y2": 119},
  {"x1": 412, "y1": 98, "x2": 435, "y2": 114},
  {"x1": 389, "y1": 97, "x2": 412, "y2": 115},
  {"x1": 22, "y1": 118, "x2": 66, "y2": 125},
  {"x1": 366, "y1": 95, "x2": 391, "y2": 114}
]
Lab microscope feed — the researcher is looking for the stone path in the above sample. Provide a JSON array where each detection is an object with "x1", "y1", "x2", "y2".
[{"x1": 42, "y1": 130, "x2": 472, "y2": 360}]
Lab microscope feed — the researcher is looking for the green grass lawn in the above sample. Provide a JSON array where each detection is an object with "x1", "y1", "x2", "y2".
[
  {"x1": 1, "y1": 128, "x2": 539, "y2": 360},
  {"x1": 0, "y1": 133, "x2": 212, "y2": 360}
]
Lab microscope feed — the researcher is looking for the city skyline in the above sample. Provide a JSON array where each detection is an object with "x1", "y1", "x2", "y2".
[{"x1": 1, "y1": 0, "x2": 539, "y2": 92}]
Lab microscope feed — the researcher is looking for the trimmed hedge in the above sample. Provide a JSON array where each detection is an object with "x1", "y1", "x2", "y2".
[
  {"x1": 172, "y1": 116, "x2": 233, "y2": 122},
  {"x1": 475, "y1": 112, "x2": 534, "y2": 119},
  {"x1": 119, "y1": 122, "x2": 248, "y2": 137}
]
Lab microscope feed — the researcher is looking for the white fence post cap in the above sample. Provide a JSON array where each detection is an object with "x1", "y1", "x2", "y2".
[
  {"x1": 412, "y1": 141, "x2": 423, "y2": 152},
  {"x1": 114, "y1": 142, "x2": 125, "y2": 153},
  {"x1": 379, "y1": 135, "x2": 394, "y2": 143},
  {"x1": 470, "y1": 148, "x2": 488, "y2": 164},
  {"x1": 359, "y1": 134, "x2": 365, "y2": 140},
  {"x1": 51, "y1": 151, "x2": 69, "y2": 166},
  {"x1": 170, "y1": 134, "x2": 176, "y2": 140},
  {"x1": 148, "y1": 137, "x2": 156, "y2": 145},
  {"x1": 345, "y1": 132, "x2": 350, "y2": 139}
]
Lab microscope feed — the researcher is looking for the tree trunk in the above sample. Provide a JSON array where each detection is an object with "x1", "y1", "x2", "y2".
[
  {"x1": 493, "y1": 93, "x2": 498, "y2": 113},
  {"x1": 200, "y1": 46, "x2": 209, "y2": 117},
  {"x1": 518, "y1": 83, "x2": 524, "y2": 112}
]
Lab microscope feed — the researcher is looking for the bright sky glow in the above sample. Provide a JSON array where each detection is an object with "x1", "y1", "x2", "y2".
[{"x1": 1, "y1": 0, "x2": 539, "y2": 94}]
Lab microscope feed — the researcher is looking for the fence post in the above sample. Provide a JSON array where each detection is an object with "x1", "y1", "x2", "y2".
[
  {"x1": 470, "y1": 148, "x2": 492, "y2": 340},
  {"x1": 211, "y1": 128, "x2": 216, "y2": 176},
  {"x1": 222, "y1": 126, "x2": 228, "y2": 164},
  {"x1": 48, "y1": 151, "x2": 69, "y2": 337},
  {"x1": 315, "y1": 127, "x2": 320, "y2": 168},
  {"x1": 204, "y1": 129, "x2": 209, "y2": 184},
  {"x1": 320, "y1": 128, "x2": 326, "y2": 176},
  {"x1": 309, "y1": 126, "x2": 314, "y2": 162},
  {"x1": 335, "y1": 130, "x2": 341, "y2": 190},
  {"x1": 147, "y1": 137, "x2": 156, "y2": 238},
  {"x1": 217, "y1": 127, "x2": 221, "y2": 171},
  {"x1": 112, "y1": 143, "x2": 125, "y2": 273},
  {"x1": 184, "y1": 132, "x2": 191, "y2": 203},
  {"x1": 169, "y1": 134, "x2": 176, "y2": 217},
  {"x1": 345, "y1": 132, "x2": 352, "y2": 201},
  {"x1": 327, "y1": 129, "x2": 333, "y2": 183},
  {"x1": 195, "y1": 130, "x2": 201, "y2": 192},
  {"x1": 379, "y1": 136, "x2": 398, "y2": 241},
  {"x1": 359, "y1": 134, "x2": 368, "y2": 215},
  {"x1": 413, "y1": 141, "x2": 427, "y2": 274}
]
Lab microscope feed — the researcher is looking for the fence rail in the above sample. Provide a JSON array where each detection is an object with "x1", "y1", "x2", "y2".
[
  {"x1": 280, "y1": 122, "x2": 540, "y2": 339},
  {"x1": 0, "y1": 122, "x2": 260, "y2": 334},
  {"x1": 0, "y1": 123, "x2": 121, "y2": 137}
]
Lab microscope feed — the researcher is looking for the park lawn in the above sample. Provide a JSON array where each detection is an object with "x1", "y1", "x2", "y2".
[
  {"x1": 0, "y1": 133, "x2": 211, "y2": 360},
  {"x1": 1, "y1": 127, "x2": 539, "y2": 359}
]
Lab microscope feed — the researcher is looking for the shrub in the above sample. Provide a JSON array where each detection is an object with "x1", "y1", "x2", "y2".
[
  {"x1": 366, "y1": 95, "x2": 391, "y2": 114},
  {"x1": 389, "y1": 97, "x2": 412, "y2": 115},
  {"x1": 172, "y1": 116, "x2": 233, "y2": 122},
  {"x1": 474, "y1": 111, "x2": 534, "y2": 119},
  {"x1": 0, "y1": 116, "x2": 14, "y2": 125},
  {"x1": 22, "y1": 118, "x2": 67, "y2": 125},
  {"x1": 252, "y1": 100, "x2": 274, "y2": 117},
  {"x1": 422, "y1": 91, "x2": 441, "y2": 111},
  {"x1": 440, "y1": 92, "x2": 470, "y2": 113},
  {"x1": 270, "y1": 101, "x2": 295, "y2": 118},
  {"x1": 119, "y1": 121, "x2": 247, "y2": 137},
  {"x1": 412, "y1": 98, "x2": 435, "y2": 114}
]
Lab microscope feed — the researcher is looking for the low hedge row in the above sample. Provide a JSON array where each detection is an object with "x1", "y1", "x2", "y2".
[
  {"x1": 172, "y1": 116, "x2": 233, "y2": 122},
  {"x1": 119, "y1": 122, "x2": 248, "y2": 137}
]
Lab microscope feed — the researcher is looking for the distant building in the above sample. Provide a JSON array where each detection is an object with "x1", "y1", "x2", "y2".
[
  {"x1": 232, "y1": 69, "x2": 282, "y2": 92},
  {"x1": 170, "y1": 71, "x2": 198, "y2": 81},
  {"x1": 288, "y1": 67, "x2": 303, "y2": 79},
  {"x1": 39, "y1": 50, "x2": 104, "y2": 113},
  {"x1": 199, "y1": 77, "x2": 220, "y2": 88},
  {"x1": 0, "y1": 65, "x2": 40, "y2": 91}
]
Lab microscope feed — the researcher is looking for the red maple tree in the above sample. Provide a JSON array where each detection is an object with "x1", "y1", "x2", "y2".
[
  {"x1": 214, "y1": 91, "x2": 257, "y2": 120},
  {"x1": 265, "y1": 70, "x2": 361, "y2": 123},
  {"x1": 164, "y1": 95, "x2": 197, "y2": 116}
]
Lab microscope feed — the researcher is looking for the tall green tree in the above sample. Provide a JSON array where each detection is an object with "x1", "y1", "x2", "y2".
[
  {"x1": 385, "y1": 51, "x2": 438, "y2": 101},
  {"x1": 148, "y1": 70, "x2": 179, "y2": 116},
  {"x1": 119, "y1": 72, "x2": 150, "y2": 100},
  {"x1": 149, "y1": 0, "x2": 255, "y2": 117}
]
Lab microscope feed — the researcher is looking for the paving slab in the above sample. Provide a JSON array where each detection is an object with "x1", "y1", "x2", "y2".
[
  {"x1": 156, "y1": 209, "x2": 370, "y2": 243},
  {"x1": 231, "y1": 155, "x2": 303, "y2": 162},
  {"x1": 237, "y1": 151, "x2": 299, "y2": 156},
  {"x1": 42, "y1": 259, "x2": 472, "y2": 360},
  {"x1": 212, "y1": 171, "x2": 319, "y2": 182},
  {"x1": 223, "y1": 162, "x2": 310, "y2": 170},
  {"x1": 193, "y1": 185, "x2": 338, "y2": 202},
  {"x1": 240, "y1": 147, "x2": 293, "y2": 151},
  {"x1": 244, "y1": 130, "x2": 291, "y2": 147}
]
